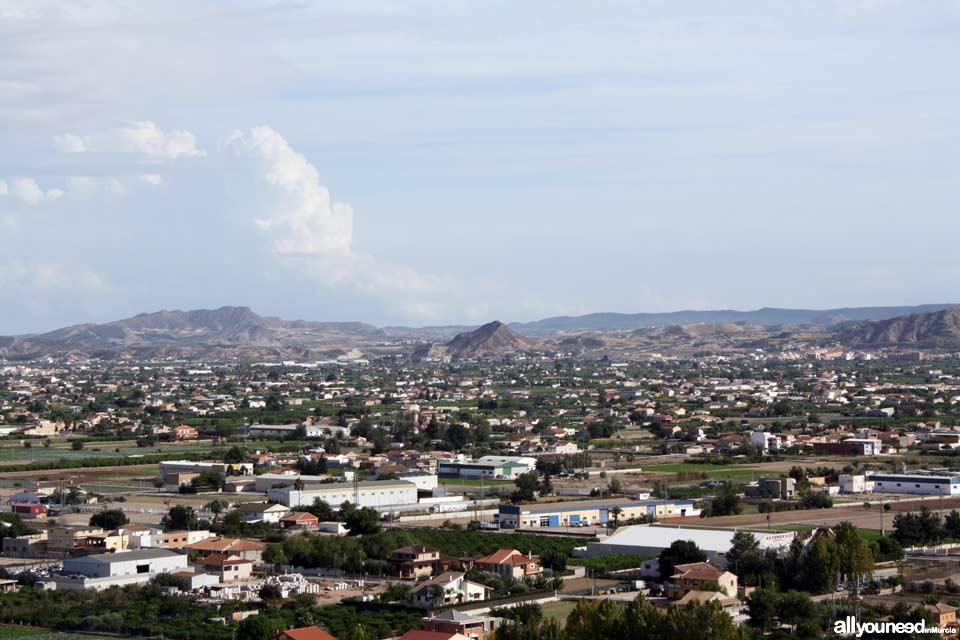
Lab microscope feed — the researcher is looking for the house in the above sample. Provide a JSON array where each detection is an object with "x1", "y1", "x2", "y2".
[
  {"x1": 926, "y1": 603, "x2": 957, "y2": 630},
  {"x1": 279, "y1": 512, "x2": 320, "y2": 530},
  {"x1": 673, "y1": 590, "x2": 743, "y2": 617},
  {"x1": 665, "y1": 562, "x2": 738, "y2": 600},
  {"x1": 411, "y1": 571, "x2": 490, "y2": 608},
  {"x1": 390, "y1": 545, "x2": 441, "y2": 579},
  {"x1": 197, "y1": 553, "x2": 253, "y2": 582},
  {"x1": 173, "y1": 425, "x2": 199, "y2": 440},
  {"x1": 238, "y1": 502, "x2": 291, "y2": 524},
  {"x1": 473, "y1": 549, "x2": 541, "y2": 580},
  {"x1": 0, "y1": 579, "x2": 18, "y2": 593},
  {"x1": 421, "y1": 610, "x2": 502, "y2": 640},
  {"x1": 397, "y1": 632, "x2": 470, "y2": 640},
  {"x1": 274, "y1": 626, "x2": 338, "y2": 640},
  {"x1": 184, "y1": 537, "x2": 266, "y2": 561}
]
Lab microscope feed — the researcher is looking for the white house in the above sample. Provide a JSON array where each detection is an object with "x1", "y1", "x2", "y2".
[{"x1": 411, "y1": 571, "x2": 491, "y2": 607}]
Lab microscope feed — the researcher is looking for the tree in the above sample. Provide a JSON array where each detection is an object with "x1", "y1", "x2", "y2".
[
  {"x1": 833, "y1": 522, "x2": 874, "y2": 580},
  {"x1": 608, "y1": 476, "x2": 623, "y2": 495},
  {"x1": 658, "y1": 540, "x2": 707, "y2": 581},
  {"x1": 236, "y1": 614, "x2": 276, "y2": 640},
  {"x1": 344, "y1": 506, "x2": 381, "y2": 536},
  {"x1": 89, "y1": 509, "x2": 129, "y2": 530},
  {"x1": 71, "y1": 440, "x2": 84, "y2": 451},
  {"x1": 161, "y1": 504, "x2": 197, "y2": 531},
  {"x1": 801, "y1": 536, "x2": 840, "y2": 593},
  {"x1": 747, "y1": 588, "x2": 779, "y2": 630},
  {"x1": 610, "y1": 507, "x2": 623, "y2": 526},
  {"x1": 511, "y1": 473, "x2": 540, "y2": 503},
  {"x1": 223, "y1": 445, "x2": 248, "y2": 463},
  {"x1": 703, "y1": 482, "x2": 741, "y2": 517},
  {"x1": 945, "y1": 510, "x2": 960, "y2": 539},
  {"x1": 307, "y1": 498, "x2": 336, "y2": 522}
]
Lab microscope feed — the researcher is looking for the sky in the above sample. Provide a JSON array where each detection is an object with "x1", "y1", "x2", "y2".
[{"x1": 1, "y1": 1, "x2": 959, "y2": 334}]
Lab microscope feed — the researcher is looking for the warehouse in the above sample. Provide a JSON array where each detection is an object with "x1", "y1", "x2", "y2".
[
  {"x1": 438, "y1": 455, "x2": 536, "y2": 480},
  {"x1": 578, "y1": 524, "x2": 795, "y2": 567},
  {"x1": 57, "y1": 548, "x2": 188, "y2": 590},
  {"x1": 496, "y1": 498, "x2": 699, "y2": 529},
  {"x1": 867, "y1": 472, "x2": 960, "y2": 496},
  {"x1": 267, "y1": 479, "x2": 419, "y2": 510}
]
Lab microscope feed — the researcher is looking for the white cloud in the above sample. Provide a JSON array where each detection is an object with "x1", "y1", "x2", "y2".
[
  {"x1": 54, "y1": 121, "x2": 205, "y2": 160},
  {"x1": 0, "y1": 262, "x2": 108, "y2": 293},
  {"x1": 53, "y1": 133, "x2": 88, "y2": 152},
  {"x1": 116, "y1": 121, "x2": 205, "y2": 159},
  {"x1": 65, "y1": 176, "x2": 126, "y2": 196},
  {"x1": 139, "y1": 174, "x2": 163, "y2": 186},
  {"x1": 0, "y1": 177, "x2": 64, "y2": 205},
  {"x1": 224, "y1": 126, "x2": 353, "y2": 256}
]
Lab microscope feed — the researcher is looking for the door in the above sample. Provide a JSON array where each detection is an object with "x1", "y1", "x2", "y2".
[{"x1": 548, "y1": 515, "x2": 560, "y2": 527}]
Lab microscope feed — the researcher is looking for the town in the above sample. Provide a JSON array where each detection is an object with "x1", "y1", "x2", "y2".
[{"x1": 3, "y1": 318, "x2": 960, "y2": 640}]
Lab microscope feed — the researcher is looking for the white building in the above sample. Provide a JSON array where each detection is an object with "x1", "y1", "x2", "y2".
[
  {"x1": 58, "y1": 548, "x2": 188, "y2": 590},
  {"x1": 579, "y1": 524, "x2": 795, "y2": 568},
  {"x1": 867, "y1": 472, "x2": 960, "y2": 496},
  {"x1": 438, "y1": 455, "x2": 536, "y2": 480},
  {"x1": 268, "y1": 479, "x2": 419, "y2": 511},
  {"x1": 839, "y1": 474, "x2": 874, "y2": 494}
]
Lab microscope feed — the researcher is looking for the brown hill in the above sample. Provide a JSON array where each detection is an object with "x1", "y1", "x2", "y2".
[
  {"x1": 443, "y1": 321, "x2": 542, "y2": 359},
  {"x1": 838, "y1": 307, "x2": 960, "y2": 347}
]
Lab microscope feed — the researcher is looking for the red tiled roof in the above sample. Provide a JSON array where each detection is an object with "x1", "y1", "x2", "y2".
[{"x1": 279, "y1": 626, "x2": 338, "y2": 640}]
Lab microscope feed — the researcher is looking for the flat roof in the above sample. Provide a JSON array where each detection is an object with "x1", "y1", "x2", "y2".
[
  {"x1": 503, "y1": 498, "x2": 693, "y2": 514},
  {"x1": 67, "y1": 548, "x2": 183, "y2": 564},
  {"x1": 589, "y1": 524, "x2": 795, "y2": 554}
]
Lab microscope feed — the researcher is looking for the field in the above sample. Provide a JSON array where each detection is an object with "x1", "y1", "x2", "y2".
[
  {"x1": 643, "y1": 462, "x2": 761, "y2": 480},
  {"x1": 540, "y1": 600, "x2": 578, "y2": 625},
  {"x1": 0, "y1": 627, "x2": 122, "y2": 640}
]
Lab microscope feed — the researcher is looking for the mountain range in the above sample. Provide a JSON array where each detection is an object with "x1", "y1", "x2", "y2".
[{"x1": 2, "y1": 303, "x2": 959, "y2": 360}]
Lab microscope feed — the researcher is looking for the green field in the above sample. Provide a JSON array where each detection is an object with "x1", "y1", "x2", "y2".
[
  {"x1": 540, "y1": 600, "x2": 578, "y2": 625},
  {"x1": 644, "y1": 463, "x2": 761, "y2": 479},
  {"x1": 0, "y1": 627, "x2": 122, "y2": 640}
]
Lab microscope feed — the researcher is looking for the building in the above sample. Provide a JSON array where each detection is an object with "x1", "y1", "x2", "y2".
[
  {"x1": 473, "y1": 548, "x2": 541, "y2": 580},
  {"x1": 280, "y1": 512, "x2": 320, "y2": 530},
  {"x1": 58, "y1": 548, "x2": 188, "y2": 590},
  {"x1": 813, "y1": 439, "x2": 881, "y2": 456},
  {"x1": 158, "y1": 461, "x2": 253, "y2": 484},
  {"x1": 422, "y1": 610, "x2": 502, "y2": 640},
  {"x1": 744, "y1": 477, "x2": 796, "y2": 500},
  {"x1": 268, "y1": 479, "x2": 419, "y2": 511},
  {"x1": 184, "y1": 537, "x2": 266, "y2": 561},
  {"x1": 411, "y1": 571, "x2": 491, "y2": 608},
  {"x1": 274, "y1": 626, "x2": 338, "y2": 640},
  {"x1": 665, "y1": 562, "x2": 738, "y2": 599},
  {"x1": 438, "y1": 455, "x2": 536, "y2": 480},
  {"x1": 390, "y1": 545, "x2": 442, "y2": 579},
  {"x1": 238, "y1": 502, "x2": 291, "y2": 524},
  {"x1": 496, "y1": 498, "x2": 697, "y2": 528},
  {"x1": 398, "y1": 632, "x2": 470, "y2": 640},
  {"x1": 197, "y1": 553, "x2": 254, "y2": 582},
  {"x1": 673, "y1": 590, "x2": 743, "y2": 617},
  {"x1": 867, "y1": 472, "x2": 960, "y2": 496},
  {"x1": 173, "y1": 425, "x2": 199, "y2": 440},
  {"x1": 580, "y1": 524, "x2": 795, "y2": 567},
  {"x1": 839, "y1": 474, "x2": 874, "y2": 494}
]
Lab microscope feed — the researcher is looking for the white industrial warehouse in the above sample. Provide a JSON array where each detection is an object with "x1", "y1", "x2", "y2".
[{"x1": 578, "y1": 524, "x2": 796, "y2": 567}]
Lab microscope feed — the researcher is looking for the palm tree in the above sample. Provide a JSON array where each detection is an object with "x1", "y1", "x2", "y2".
[{"x1": 610, "y1": 507, "x2": 623, "y2": 527}]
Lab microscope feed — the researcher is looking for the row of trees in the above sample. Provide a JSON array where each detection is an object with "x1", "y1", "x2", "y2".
[{"x1": 892, "y1": 506, "x2": 960, "y2": 547}]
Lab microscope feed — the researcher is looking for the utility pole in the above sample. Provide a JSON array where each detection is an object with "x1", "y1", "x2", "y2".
[{"x1": 880, "y1": 496, "x2": 884, "y2": 535}]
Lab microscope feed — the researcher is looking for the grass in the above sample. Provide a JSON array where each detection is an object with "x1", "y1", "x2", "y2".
[
  {"x1": 644, "y1": 463, "x2": 760, "y2": 480},
  {"x1": 0, "y1": 628, "x2": 121, "y2": 639},
  {"x1": 540, "y1": 600, "x2": 578, "y2": 625}
]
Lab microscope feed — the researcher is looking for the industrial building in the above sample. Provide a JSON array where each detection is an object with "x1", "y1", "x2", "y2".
[
  {"x1": 438, "y1": 455, "x2": 536, "y2": 480},
  {"x1": 496, "y1": 498, "x2": 698, "y2": 529},
  {"x1": 578, "y1": 524, "x2": 795, "y2": 567},
  {"x1": 57, "y1": 548, "x2": 188, "y2": 590},
  {"x1": 866, "y1": 472, "x2": 960, "y2": 496},
  {"x1": 267, "y1": 479, "x2": 419, "y2": 510}
]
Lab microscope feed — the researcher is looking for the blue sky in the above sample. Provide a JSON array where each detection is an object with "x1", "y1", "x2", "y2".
[{"x1": 1, "y1": 1, "x2": 958, "y2": 333}]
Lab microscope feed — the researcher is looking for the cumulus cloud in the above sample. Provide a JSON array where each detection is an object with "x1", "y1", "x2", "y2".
[
  {"x1": 0, "y1": 178, "x2": 64, "y2": 205},
  {"x1": 54, "y1": 121, "x2": 205, "y2": 159},
  {"x1": 224, "y1": 126, "x2": 353, "y2": 257}
]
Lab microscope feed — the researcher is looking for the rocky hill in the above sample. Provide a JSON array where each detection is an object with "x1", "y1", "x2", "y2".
[
  {"x1": 838, "y1": 307, "x2": 960, "y2": 348},
  {"x1": 0, "y1": 306, "x2": 386, "y2": 359},
  {"x1": 413, "y1": 321, "x2": 543, "y2": 360}
]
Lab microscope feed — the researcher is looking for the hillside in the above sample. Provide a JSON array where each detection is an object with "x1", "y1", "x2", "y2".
[
  {"x1": 0, "y1": 306, "x2": 386, "y2": 359},
  {"x1": 413, "y1": 321, "x2": 543, "y2": 360},
  {"x1": 838, "y1": 307, "x2": 960, "y2": 347}
]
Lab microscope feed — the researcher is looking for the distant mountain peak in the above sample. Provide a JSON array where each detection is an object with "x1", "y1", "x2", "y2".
[
  {"x1": 443, "y1": 320, "x2": 540, "y2": 358},
  {"x1": 839, "y1": 306, "x2": 960, "y2": 347}
]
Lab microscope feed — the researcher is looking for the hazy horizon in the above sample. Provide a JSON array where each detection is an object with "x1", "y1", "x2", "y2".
[{"x1": 3, "y1": 2, "x2": 959, "y2": 334}]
